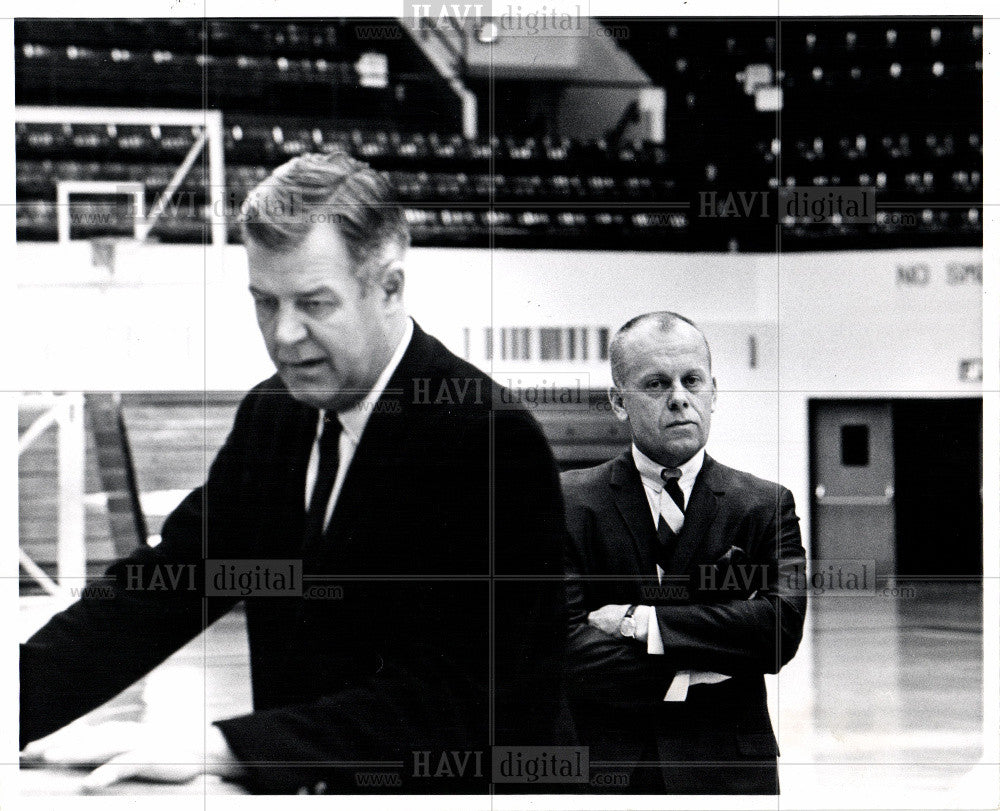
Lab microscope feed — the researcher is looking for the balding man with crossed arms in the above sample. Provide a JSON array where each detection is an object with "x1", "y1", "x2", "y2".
[{"x1": 561, "y1": 311, "x2": 807, "y2": 794}]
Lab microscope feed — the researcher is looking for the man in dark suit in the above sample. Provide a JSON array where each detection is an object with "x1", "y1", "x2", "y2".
[
  {"x1": 21, "y1": 151, "x2": 572, "y2": 794},
  {"x1": 562, "y1": 311, "x2": 807, "y2": 794}
]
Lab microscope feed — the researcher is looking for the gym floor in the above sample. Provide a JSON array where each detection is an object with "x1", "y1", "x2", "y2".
[{"x1": 17, "y1": 401, "x2": 988, "y2": 803}]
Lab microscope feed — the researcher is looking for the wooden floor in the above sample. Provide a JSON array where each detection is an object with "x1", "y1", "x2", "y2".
[
  {"x1": 784, "y1": 582, "x2": 984, "y2": 799},
  {"x1": 17, "y1": 397, "x2": 987, "y2": 800},
  {"x1": 19, "y1": 582, "x2": 985, "y2": 800},
  {"x1": 19, "y1": 398, "x2": 238, "y2": 581}
]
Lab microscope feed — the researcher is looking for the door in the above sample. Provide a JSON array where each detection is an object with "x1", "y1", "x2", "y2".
[
  {"x1": 810, "y1": 401, "x2": 896, "y2": 575},
  {"x1": 892, "y1": 398, "x2": 982, "y2": 577}
]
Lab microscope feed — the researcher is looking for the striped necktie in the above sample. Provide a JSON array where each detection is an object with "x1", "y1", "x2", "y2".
[{"x1": 655, "y1": 467, "x2": 684, "y2": 569}]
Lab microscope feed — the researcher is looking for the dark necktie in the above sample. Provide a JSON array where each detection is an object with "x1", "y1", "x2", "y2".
[
  {"x1": 660, "y1": 467, "x2": 686, "y2": 513},
  {"x1": 302, "y1": 413, "x2": 342, "y2": 550}
]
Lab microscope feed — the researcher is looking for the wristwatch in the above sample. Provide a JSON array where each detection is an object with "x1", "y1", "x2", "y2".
[{"x1": 619, "y1": 604, "x2": 639, "y2": 638}]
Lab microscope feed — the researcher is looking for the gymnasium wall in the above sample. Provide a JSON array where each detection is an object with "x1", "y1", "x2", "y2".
[{"x1": 15, "y1": 243, "x2": 982, "y2": 546}]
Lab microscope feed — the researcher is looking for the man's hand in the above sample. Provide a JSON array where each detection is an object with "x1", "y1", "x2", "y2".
[
  {"x1": 82, "y1": 725, "x2": 243, "y2": 791},
  {"x1": 21, "y1": 720, "x2": 148, "y2": 767},
  {"x1": 22, "y1": 722, "x2": 244, "y2": 791},
  {"x1": 587, "y1": 604, "x2": 632, "y2": 637}
]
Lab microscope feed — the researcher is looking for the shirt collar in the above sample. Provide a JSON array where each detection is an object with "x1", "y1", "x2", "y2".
[
  {"x1": 323, "y1": 317, "x2": 414, "y2": 444},
  {"x1": 631, "y1": 443, "x2": 705, "y2": 496}
]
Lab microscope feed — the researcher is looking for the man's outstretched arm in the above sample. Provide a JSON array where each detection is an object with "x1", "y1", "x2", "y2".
[{"x1": 19, "y1": 389, "x2": 261, "y2": 749}]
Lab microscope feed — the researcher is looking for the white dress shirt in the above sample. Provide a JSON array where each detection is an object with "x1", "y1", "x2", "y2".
[
  {"x1": 631, "y1": 443, "x2": 731, "y2": 701},
  {"x1": 304, "y1": 317, "x2": 414, "y2": 530}
]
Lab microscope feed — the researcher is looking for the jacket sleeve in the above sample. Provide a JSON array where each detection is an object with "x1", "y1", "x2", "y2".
[
  {"x1": 18, "y1": 390, "x2": 260, "y2": 749},
  {"x1": 491, "y1": 409, "x2": 575, "y2": 748},
  {"x1": 212, "y1": 594, "x2": 488, "y2": 794},
  {"x1": 212, "y1": 406, "x2": 574, "y2": 793},
  {"x1": 652, "y1": 487, "x2": 807, "y2": 675},
  {"x1": 562, "y1": 490, "x2": 678, "y2": 713}
]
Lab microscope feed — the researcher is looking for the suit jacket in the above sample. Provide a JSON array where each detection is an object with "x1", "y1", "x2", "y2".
[
  {"x1": 21, "y1": 322, "x2": 574, "y2": 794},
  {"x1": 561, "y1": 450, "x2": 807, "y2": 794}
]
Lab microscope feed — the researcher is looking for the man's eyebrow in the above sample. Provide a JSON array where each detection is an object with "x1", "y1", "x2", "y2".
[
  {"x1": 295, "y1": 286, "x2": 338, "y2": 298},
  {"x1": 247, "y1": 285, "x2": 337, "y2": 297}
]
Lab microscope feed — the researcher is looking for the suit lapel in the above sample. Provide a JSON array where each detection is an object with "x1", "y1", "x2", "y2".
[
  {"x1": 290, "y1": 400, "x2": 319, "y2": 508},
  {"x1": 608, "y1": 452, "x2": 658, "y2": 577},
  {"x1": 243, "y1": 381, "x2": 316, "y2": 556},
  {"x1": 668, "y1": 454, "x2": 725, "y2": 574},
  {"x1": 317, "y1": 410, "x2": 407, "y2": 561},
  {"x1": 308, "y1": 322, "x2": 436, "y2": 563}
]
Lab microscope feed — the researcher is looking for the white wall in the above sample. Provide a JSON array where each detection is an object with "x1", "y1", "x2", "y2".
[
  {"x1": 15, "y1": 242, "x2": 982, "y2": 550},
  {"x1": 406, "y1": 247, "x2": 783, "y2": 482},
  {"x1": 775, "y1": 248, "x2": 982, "y2": 545}
]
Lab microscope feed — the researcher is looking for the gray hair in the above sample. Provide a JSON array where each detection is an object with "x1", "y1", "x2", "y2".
[{"x1": 240, "y1": 150, "x2": 410, "y2": 290}]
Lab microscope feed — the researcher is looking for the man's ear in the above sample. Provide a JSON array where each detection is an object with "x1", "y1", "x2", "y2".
[
  {"x1": 710, "y1": 376, "x2": 718, "y2": 411},
  {"x1": 608, "y1": 385, "x2": 629, "y2": 423},
  {"x1": 381, "y1": 265, "x2": 404, "y2": 305}
]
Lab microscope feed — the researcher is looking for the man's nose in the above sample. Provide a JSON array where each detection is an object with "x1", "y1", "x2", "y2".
[
  {"x1": 273, "y1": 302, "x2": 307, "y2": 345},
  {"x1": 666, "y1": 383, "x2": 690, "y2": 409}
]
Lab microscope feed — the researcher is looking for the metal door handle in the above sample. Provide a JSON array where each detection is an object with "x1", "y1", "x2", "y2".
[
  {"x1": 815, "y1": 484, "x2": 894, "y2": 506},
  {"x1": 816, "y1": 495, "x2": 893, "y2": 506}
]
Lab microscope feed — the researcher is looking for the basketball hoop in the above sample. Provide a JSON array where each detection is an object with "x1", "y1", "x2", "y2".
[
  {"x1": 19, "y1": 107, "x2": 227, "y2": 247},
  {"x1": 89, "y1": 236, "x2": 143, "y2": 275}
]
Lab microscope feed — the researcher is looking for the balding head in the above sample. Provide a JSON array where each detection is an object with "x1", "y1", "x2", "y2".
[
  {"x1": 607, "y1": 311, "x2": 717, "y2": 467},
  {"x1": 610, "y1": 311, "x2": 712, "y2": 388}
]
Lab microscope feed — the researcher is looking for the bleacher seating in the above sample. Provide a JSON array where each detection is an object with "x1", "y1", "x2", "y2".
[
  {"x1": 16, "y1": 19, "x2": 456, "y2": 124},
  {"x1": 15, "y1": 18, "x2": 983, "y2": 251}
]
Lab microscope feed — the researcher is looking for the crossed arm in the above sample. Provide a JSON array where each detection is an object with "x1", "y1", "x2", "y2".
[{"x1": 563, "y1": 487, "x2": 807, "y2": 711}]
